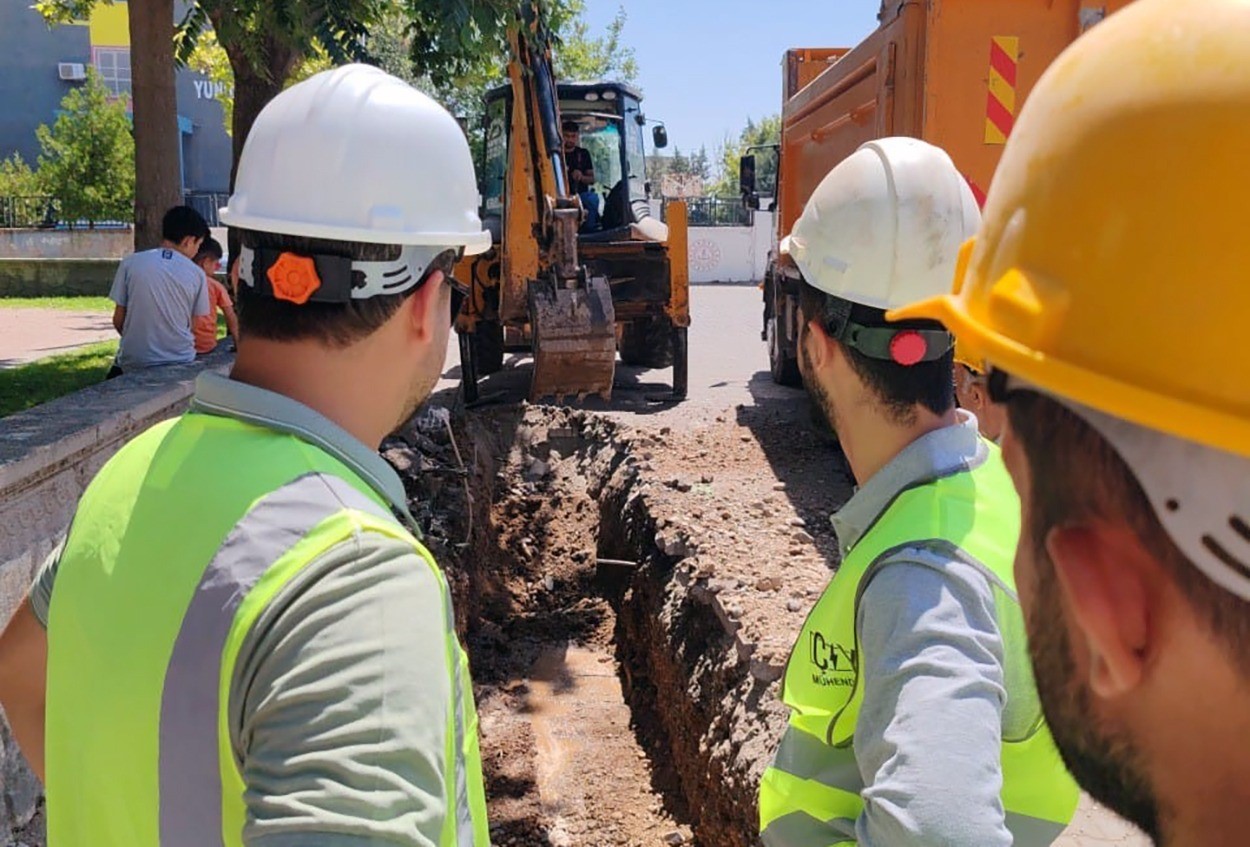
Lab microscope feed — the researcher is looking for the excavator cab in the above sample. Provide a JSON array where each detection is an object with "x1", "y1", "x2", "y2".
[
  {"x1": 480, "y1": 81, "x2": 670, "y2": 241},
  {"x1": 455, "y1": 67, "x2": 690, "y2": 404}
]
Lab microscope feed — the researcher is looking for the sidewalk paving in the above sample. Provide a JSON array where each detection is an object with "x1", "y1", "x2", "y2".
[{"x1": 0, "y1": 309, "x2": 116, "y2": 369}]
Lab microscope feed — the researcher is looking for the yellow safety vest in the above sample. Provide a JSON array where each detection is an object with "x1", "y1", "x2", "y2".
[
  {"x1": 759, "y1": 448, "x2": 1078, "y2": 846},
  {"x1": 44, "y1": 412, "x2": 489, "y2": 846}
]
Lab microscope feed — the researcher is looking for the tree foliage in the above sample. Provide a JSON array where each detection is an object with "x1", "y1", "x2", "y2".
[
  {"x1": 36, "y1": 70, "x2": 136, "y2": 224},
  {"x1": 32, "y1": 0, "x2": 98, "y2": 24},
  {"x1": 0, "y1": 155, "x2": 45, "y2": 198},
  {"x1": 187, "y1": 0, "x2": 638, "y2": 154},
  {"x1": 38, "y1": 0, "x2": 181, "y2": 248},
  {"x1": 554, "y1": 1, "x2": 637, "y2": 84},
  {"x1": 174, "y1": 0, "x2": 384, "y2": 80},
  {"x1": 186, "y1": 27, "x2": 335, "y2": 133},
  {"x1": 644, "y1": 144, "x2": 711, "y2": 197},
  {"x1": 690, "y1": 145, "x2": 712, "y2": 181},
  {"x1": 709, "y1": 114, "x2": 781, "y2": 197}
]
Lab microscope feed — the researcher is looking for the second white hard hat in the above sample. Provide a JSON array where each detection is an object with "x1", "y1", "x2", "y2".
[
  {"x1": 221, "y1": 64, "x2": 489, "y2": 301},
  {"x1": 781, "y1": 137, "x2": 980, "y2": 312}
]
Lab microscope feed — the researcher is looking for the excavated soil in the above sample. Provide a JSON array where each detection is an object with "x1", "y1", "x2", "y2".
[{"x1": 383, "y1": 397, "x2": 852, "y2": 846}]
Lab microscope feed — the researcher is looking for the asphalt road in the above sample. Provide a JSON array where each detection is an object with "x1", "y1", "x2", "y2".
[{"x1": 434, "y1": 283, "x2": 804, "y2": 426}]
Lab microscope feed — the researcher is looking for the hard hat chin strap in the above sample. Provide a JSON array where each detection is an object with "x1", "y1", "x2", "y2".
[
  {"x1": 245, "y1": 247, "x2": 356, "y2": 304},
  {"x1": 839, "y1": 323, "x2": 954, "y2": 366},
  {"x1": 238, "y1": 244, "x2": 458, "y2": 304},
  {"x1": 821, "y1": 294, "x2": 953, "y2": 366}
]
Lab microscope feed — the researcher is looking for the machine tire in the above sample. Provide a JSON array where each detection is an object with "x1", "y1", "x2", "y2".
[
  {"x1": 471, "y1": 319, "x2": 506, "y2": 376},
  {"x1": 767, "y1": 309, "x2": 802, "y2": 387},
  {"x1": 619, "y1": 317, "x2": 675, "y2": 368}
]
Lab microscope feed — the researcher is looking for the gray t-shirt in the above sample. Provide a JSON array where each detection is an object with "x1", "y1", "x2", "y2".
[{"x1": 110, "y1": 247, "x2": 211, "y2": 371}]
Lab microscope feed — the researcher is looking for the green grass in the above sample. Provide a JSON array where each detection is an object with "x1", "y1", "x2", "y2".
[
  {"x1": 0, "y1": 296, "x2": 113, "y2": 312},
  {"x1": 0, "y1": 340, "x2": 118, "y2": 418}
]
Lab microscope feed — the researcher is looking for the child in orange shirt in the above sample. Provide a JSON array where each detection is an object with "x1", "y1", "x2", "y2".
[{"x1": 192, "y1": 237, "x2": 239, "y2": 354}]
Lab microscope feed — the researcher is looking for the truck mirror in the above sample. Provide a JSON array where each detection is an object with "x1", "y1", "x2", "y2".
[
  {"x1": 740, "y1": 154, "x2": 760, "y2": 210},
  {"x1": 652, "y1": 125, "x2": 669, "y2": 149}
]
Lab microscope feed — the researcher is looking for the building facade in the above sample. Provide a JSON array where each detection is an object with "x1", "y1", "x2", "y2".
[{"x1": 0, "y1": 0, "x2": 232, "y2": 199}]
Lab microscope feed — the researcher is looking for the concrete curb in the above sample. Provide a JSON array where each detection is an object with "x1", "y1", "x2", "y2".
[
  {"x1": 0, "y1": 350, "x2": 233, "y2": 619},
  {"x1": 0, "y1": 350, "x2": 233, "y2": 841}
]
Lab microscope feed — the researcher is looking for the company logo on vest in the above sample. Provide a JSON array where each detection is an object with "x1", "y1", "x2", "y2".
[{"x1": 809, "y1": 631, "x2": 857, "y2": 687}]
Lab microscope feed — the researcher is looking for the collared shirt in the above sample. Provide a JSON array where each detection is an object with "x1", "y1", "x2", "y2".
[
  {"x1": 190, "y1": 372, "x2": 418, "y2": 530},
  {"x1": 826, "y1": 411, "x2": 1038, "y2": 847},
  {"x1": 831, "y1": 411, "x2": 986, "y2": 554},
  {"x1": 32, "y1": 374, "x2": 461, "y2": 846}
]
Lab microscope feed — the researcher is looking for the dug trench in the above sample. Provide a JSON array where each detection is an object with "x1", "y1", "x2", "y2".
[{"x1": 383, "y1": 397, "x2": 852, "y2": 847}]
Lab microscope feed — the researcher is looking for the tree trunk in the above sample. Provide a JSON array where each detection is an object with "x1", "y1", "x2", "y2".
[
  {"x1": 224, "y1": 41, "x2": 298, "y2": 262},
  {"x1": 127, "y1": 0, "x2": 183, "y2": 251}
]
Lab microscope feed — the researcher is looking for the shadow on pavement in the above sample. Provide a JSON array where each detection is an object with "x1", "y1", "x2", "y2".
[
  {"x1": 735, "y1": 370, "x2": 856, "y2": 569},
  {"x1": 439, "y1": 353, "x2": 687, "y2": 417}
]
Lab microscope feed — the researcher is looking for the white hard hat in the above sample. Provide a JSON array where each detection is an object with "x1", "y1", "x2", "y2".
[
  {"x1": 221, "y1": 64, "x2": 490, "y2": 302},
  {"x1": 780, "y1": 137, "x2": 979, "y2": 312}
]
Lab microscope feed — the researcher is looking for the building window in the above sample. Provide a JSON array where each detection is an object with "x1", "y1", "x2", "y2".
[{"x1": 93, "y1": 47, "x2": 132, "y2": 98}]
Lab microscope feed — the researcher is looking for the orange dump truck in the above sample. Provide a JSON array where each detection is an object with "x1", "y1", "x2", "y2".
[{"x1": 744, "y1": 0, "x2": 1135, "y2": 385}]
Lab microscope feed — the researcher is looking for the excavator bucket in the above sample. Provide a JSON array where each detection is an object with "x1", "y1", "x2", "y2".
[{"x1": 529, "y1": 275, "x2": 616, "y2": 402}]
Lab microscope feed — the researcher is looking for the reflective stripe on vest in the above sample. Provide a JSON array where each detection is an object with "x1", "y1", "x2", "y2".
[
  {"x1": 46, "y1": 413, "x2": 489, "y2": 846},
  {"x1": 759, "y1": 448, "x2": 1078, "y2": 846}
]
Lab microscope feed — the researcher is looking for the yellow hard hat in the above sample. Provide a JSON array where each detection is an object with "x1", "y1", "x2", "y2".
[
  {"x1": 952, "y1": 335, "x2": 986, "y2": 377},
  {"x1": 889, "y1": 0, "x2": 1250, "y2": 459}
]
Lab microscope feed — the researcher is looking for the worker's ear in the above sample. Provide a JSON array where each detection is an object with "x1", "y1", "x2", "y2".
[
  {"x1": 803, "y1": 318, "x2": 836, "y2": 374},
  {"x1": 1046, "y1": 522, "x2": 1156, "y2": 700},
  {"x1": 405, "y1": 269, "x2": 446, "y2": 344},
  {"x1": 969, "y1": 380, "x2": 989, "y2": 415}
]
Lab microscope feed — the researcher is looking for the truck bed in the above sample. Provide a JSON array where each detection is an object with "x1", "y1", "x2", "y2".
[
  {"x1": 761, "y1": 0, "x2": 1136, "y2": 386},
  {"x1": 776, "y1": 0, "x2": 1135, "y2": 243}
]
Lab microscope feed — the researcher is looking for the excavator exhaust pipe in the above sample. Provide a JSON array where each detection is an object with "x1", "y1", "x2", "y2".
[{"x1": 528, "y1": 274, "x2": 617, "y2": 403}]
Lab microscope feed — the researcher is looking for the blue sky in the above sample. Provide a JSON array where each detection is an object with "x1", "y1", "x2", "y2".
[{"x1": 579, "y1": 0, "x2": 882, "y2": 161}]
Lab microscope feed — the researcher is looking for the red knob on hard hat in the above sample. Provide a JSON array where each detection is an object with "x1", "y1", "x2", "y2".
[{"x1": 890, "y1": 330, "x2": 928, "y2": 366}]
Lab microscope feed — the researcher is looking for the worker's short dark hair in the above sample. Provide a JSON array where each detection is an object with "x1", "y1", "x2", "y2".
[
  {"x1": 195, "y1": 237, "x2": 223, "y2": 265},
  {"x1": 1006, "y1": 392, "x2": 1250, "y2": 675},
  {"x1": 162, "y1": 205, "x2": 210, "y2": 244},
  {"x1": 562, "y1": 119, "x2": 580, "y2": 133},
  {"x1": 235, "y1": 230, "x2": 439, "y2": 349},
  {"x1": 799, "y1": 283, "x2": 954, "y2": 424}
]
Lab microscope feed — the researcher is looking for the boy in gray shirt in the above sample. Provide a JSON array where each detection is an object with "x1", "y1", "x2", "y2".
[{"x1": 108, "y1": 206, "x2": 212, "y2": 377}]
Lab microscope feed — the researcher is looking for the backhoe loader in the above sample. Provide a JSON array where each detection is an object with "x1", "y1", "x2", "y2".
[{"x1": 452, "y1": 2, "x2": 690, "y2": 404}]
